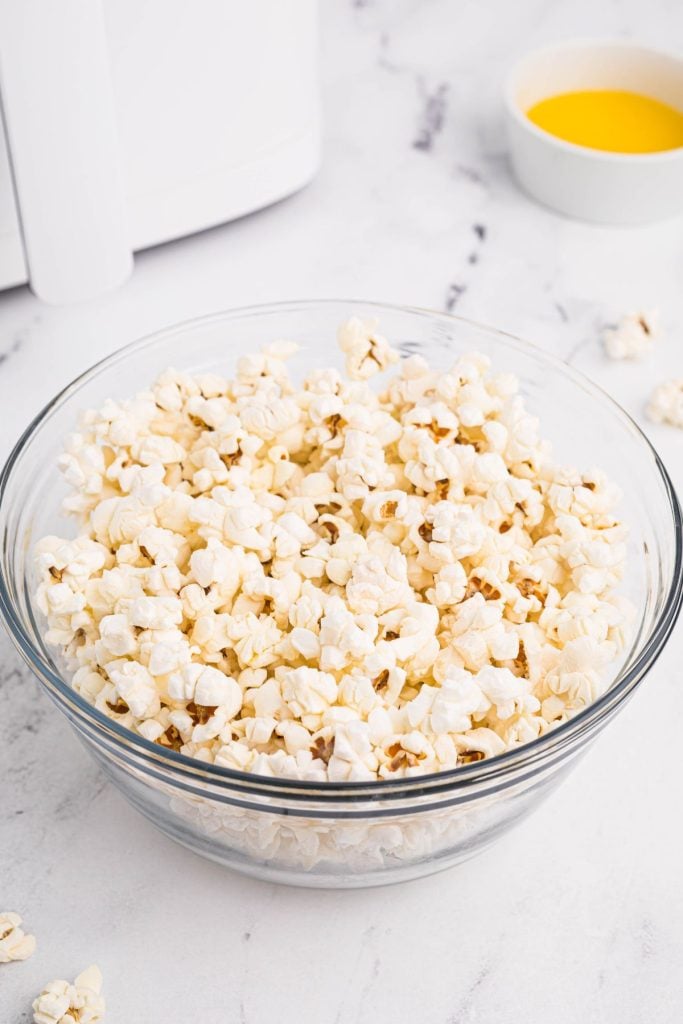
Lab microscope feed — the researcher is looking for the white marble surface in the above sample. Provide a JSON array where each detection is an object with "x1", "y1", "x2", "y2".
[{"x1": 2, "y1": 2, "x2": 683, "y2": 1021}]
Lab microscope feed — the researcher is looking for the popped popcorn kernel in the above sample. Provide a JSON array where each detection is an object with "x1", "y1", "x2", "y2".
[
  {"x1": 0, "y1": 911, "x2": 36, "y2": 963},
  {"x1": 603, "y1": 310, "x2": 658, "y2": 361},
  {"x1": 647, "y1": 378, "x2": 683, "y2": 429},
  {"x1": 35, "y1": 316, "x2": 629, "y2": 783},
  {"x1": 32, "y1": 965, "x2": 105, "y2": 1024},
  {"x1": 337, "y1": 316, "x2": 399, "y2": 379}
]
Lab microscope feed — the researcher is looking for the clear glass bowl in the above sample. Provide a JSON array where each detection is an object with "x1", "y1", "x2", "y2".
[{"x1": 1, "y1": 301, "x2": 681, "y2": 888}]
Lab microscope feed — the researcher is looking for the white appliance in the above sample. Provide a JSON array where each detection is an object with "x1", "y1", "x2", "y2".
[{"x1": 0, "y1": 0, "x2": 320, "y2": 304}]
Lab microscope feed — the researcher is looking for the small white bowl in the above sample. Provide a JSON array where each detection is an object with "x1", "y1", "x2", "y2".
[{"x1": 504, "y1": 40, "x2": 683, "y2": 225}]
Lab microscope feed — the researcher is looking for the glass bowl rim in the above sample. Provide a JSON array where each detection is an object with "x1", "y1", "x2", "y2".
[{"x1": 1, "y1": 298, "x2": 681, "y2": 798}]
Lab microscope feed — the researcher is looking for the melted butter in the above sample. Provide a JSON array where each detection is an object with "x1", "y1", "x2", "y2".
[{"x1": 526, "y1": 89, "x2": 683, "y2": 153}]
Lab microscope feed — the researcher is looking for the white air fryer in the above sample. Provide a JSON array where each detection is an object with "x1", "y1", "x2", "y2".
[{"x1": 0, "y1": 0, "x2": 320, "y2": 304}]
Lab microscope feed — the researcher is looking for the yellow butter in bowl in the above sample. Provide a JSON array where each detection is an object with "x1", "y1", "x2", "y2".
[
  {"x1": 527, "y1": 89, "x2": 683, "y2": 153},
  {"x1": 505, "y1": 42, "x2": 683, "y2": 222}
]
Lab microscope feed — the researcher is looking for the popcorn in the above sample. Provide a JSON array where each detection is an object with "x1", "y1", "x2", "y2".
[
  {"x1": 195, "y1": 666, "x2": 243, "y2": 713},
  {"x1": 35, "y1": 317, "x2": 629, "y2": 781},
  {"x1": 96, "y1": 620, "x2": 138, "y2": 664},
  {"x1": 107, "y1": 660, "x2": 159, "y2": 718},
  {"x1": 647, "y1": 379, "x2": 683, "y2": 429},
  {"x1": 32, "y1": 965, "x2": 105, "y2": 1024},
  {"x1": 0, "y1": 911, "x2": 36, "y2": 962},
  {"x1": 281, "y1": 666, "x2": 338, "y2": 717},
  {"x1": 337, "y1": 316, "x2": 399, "y2": 380},
  {"x1": 603, "y1": 310, "x2": 658, "y2": 360}
]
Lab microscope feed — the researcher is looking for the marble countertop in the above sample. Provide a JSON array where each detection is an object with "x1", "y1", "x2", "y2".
[{"x1": 2, "y1": 2, "x2": 683, "y2": 1021}]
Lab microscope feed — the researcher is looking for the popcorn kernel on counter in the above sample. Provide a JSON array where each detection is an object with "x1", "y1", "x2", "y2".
[
  {"x1": 647, "y1": 378, "x2": 683, "y2": 429},
  {"x1": 32, "y1": 965, "x2": 105, "y2": 1024},
  {"x1": 0, "y1": 911, "x2": 36, "y2": 963},
  {"x1": 35, "y1": 317, "x2": 629, "y2": 782},
  {"x1": 603, "y1": 309, "x2": 658, "y2": 361}
]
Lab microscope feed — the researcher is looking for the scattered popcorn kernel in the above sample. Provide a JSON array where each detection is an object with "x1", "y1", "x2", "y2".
[
  {"x1": 32, "y1": 965, "x2": 105, "y2": 1024},
  {"x1": 603, "y1": 310, "x2": 658, "y2": 360},
  {"x1": 0, "y1": 911, "x2": 36, "y2": 962},
  {"x1": 647, "y1": 378, "x2": 683, "y2": 429}
]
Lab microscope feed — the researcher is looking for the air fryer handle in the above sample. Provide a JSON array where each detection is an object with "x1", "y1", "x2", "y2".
[{"x1": 0, "y1": 0, "x2": 132, "y2": 304}]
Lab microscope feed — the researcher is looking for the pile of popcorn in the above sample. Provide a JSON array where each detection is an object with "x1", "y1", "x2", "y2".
[
  {"x1": 35, "y1": 317, "x2": 630, "y2": 783},
  {"x1": 0, "y1": 912, "x2": 103, "y2": 1024}
]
